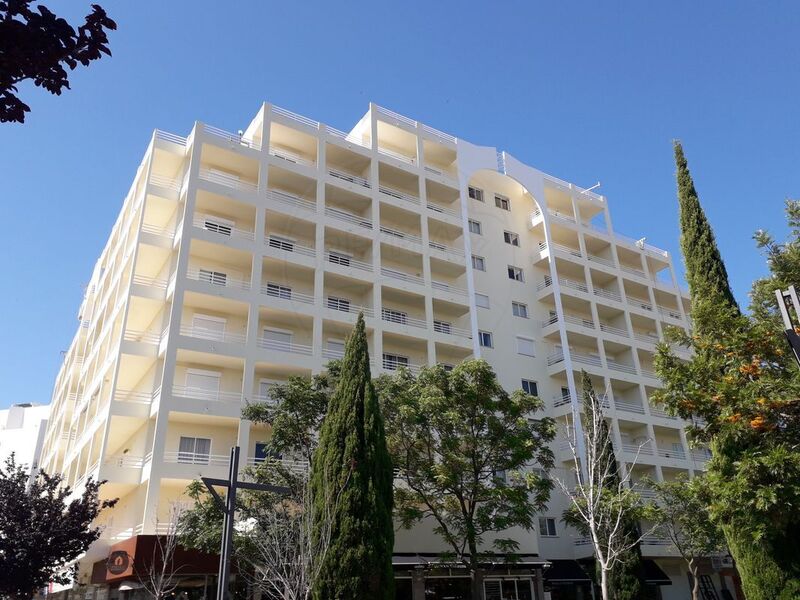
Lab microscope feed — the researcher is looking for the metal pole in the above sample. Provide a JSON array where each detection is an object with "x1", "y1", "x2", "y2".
[{"x1": 216, "y1": 446, "x2": 239, "y2": 600}]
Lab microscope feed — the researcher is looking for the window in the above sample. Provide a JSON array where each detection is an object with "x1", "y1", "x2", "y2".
[
  {"x1": 507, "y1": 266, "x2": 524, "y2": 282},
  {"x1": 484, "y1": 580, "x2": 533, "y2": 600},
  {"x1": 327, "y1": 296, "x2": 351, "y2": 312},
  {"x1": 538, "y1": 517, "x2": 558, "y2": 537},
  {"x1": 262, "y1": 328, "x2": 292, "y2": 351},
  {"x1": 472, "y1": 255, "x2": 486, "y2": 271},
  {"x1": 383, "y1": 353, "x2": 409, "y2": 371},
  {"x1": 475, "y1": 293, "x2": 490, "y2": 308},
  {"x1": 199, "y1": 268, "x2": 227, "y2": 286},
  {"x1": 327, "y1": 251, "x2": 351, "y2": 267},
  {"x1": 325, "y1": 339, "x2": 346, "y2": 359},
  {"x1": 516, "y1": 337, "x2": 535, "y2": 356},
  {"x1": 258, "y1": 379, "x2": 279, "y2": 403},
  {"x1": 511, "y1": 301, "x2": 528, "y2": 318},
  {"x1": 253, "y1": 442, "x2": 274, "y2": 464},
  {"x1": 503, "y1": 231, "x2": 520, "y2": 246},
  {"x1": 191, "y1": 314, "x2": 226, "y2": 341},
  {"x1": 478, "y1": 330, "x2": 493, "y2": 348},
  {"x1": 468, "y1": 219, "x2": 482, "y2": 234},
  {"x1": 184, "y1": 369, "x2": 221, "y2": 400},
  {"x1": 203, "y1": 216, "x2": 233, "y2": 236},
  {"x1": 382, "y1": 308, "x2": 407, "y2": 325},
  {"x1": 178, "y1": 436, "x2": 211, "y2": 464},
  {"x1": 268, "y1": 235, "x2": 295, "y2": 252},
  {"x1": 521, "y1": 379, "x2": 538, "y2": 396},
  {"x1": 493, "y1": 469, "x2": 507, "y2": 484},
  {"x1": 494, "y1": 194, "x2": 510, "y2": 210},
  {"x1": 468, "y1": 186, "x2": 484, "y2": 202},
  {"x1": 433, "y1": 320, "x2": 452, "y2": 334},
  {"x1": 266, "y1": 282, "x2": 292, "y2": 300}
]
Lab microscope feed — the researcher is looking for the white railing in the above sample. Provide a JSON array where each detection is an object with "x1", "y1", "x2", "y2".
[
  {"x1": 433, "y1": 321, "x2": 471, "y2": 338},
  {"x1": 659, "y1": 307, "x2": 684, "y2": 322},
  {"x1": 381, "y1": 358, "x2": 422, "y2": 374},
  {"x1": 265, "y1": 188, "x2": 316, "y2": 212},
  {"x1": 132, "y1": 274, "x2": 168, "y2": 290},
  {"x1": 257, "y1": 337, "x2": 314, "y2": 356},
  {"x1": 163, "y1": 451, "x2": 230, "y2": 466},
  {"x1": 627, "y1": 296, "x2": 654, "y2": 312},
  {"x1": 587, "y1": 254, "x2": 615, "y2": 268},
  {"x1": 572, "y1": 352, "x2": 604, "y2": 368},
  {"x1": 375, "y1": 105, "x2": 416, "y2": 126},
  {"x1": 420, "y1": 122, "x2": 456, "y2": 144},
  {"x1": 622, "y1": 442, "x2": 654, "y2": 456},
  {"x1": 106, "y1": 524, "x2": 144, "y2": 541},
  {"x1": 262, "y1": 284, "x2": 315, "y2": 305},
  {"x1": 649, "y1": 406, "x2": 676, "y2": 420},
  {"x1": 606, "y1": 360, "x2": 638, "y2": 375},
  {"x1": 620, "y1": 264, "x2": 646, "y2": 278},
  {"x1": 380, "y1": 226, "x2": 422, "y2": 245},
  {"x1": 326, "y1": 125, "x2": 371, "y2": 148},
  {"x1": 692, "y1": 449, "x2": 712, "y2": 462},
  {"x1": 594, "y1": 287, "x2": 623, "y2": 303},
  {"x1": 149, "y1": 173, "x2": 182, "y2": 191},
  {"x1": 322, "y1": 347, "x2": 345, "y2": 360},
  {"x1": 381, "y1": 309, "x2": 427, "y2": 329},
  {"x1": 537, "y1": 276, "x2": 589, "y2": 294},
  {"x1": 193, "y1": 214, "x2": 255, "y2": 241},
  {"x1": 547, "y1": 351, "x2": 566, "y2": 366},
  {"x1": 325, "y1": 300, "x2": 374, "y2": 318},
  {"x1": 105, "y1": 454, "x2": 147, "y2": 469},
  {"x1": 199, "y1": 168, "x2": 258, "y2": 193},
  {"x1": 599, "y1": 322, "x2": 628, "y2": 337},
  {"x1": 244, "y1": 456, "x2": 310, "y2": 474},
  {"x1": 172, "y1": 385, "x2": 242, "y2": 403},
  {"x1": 154, "y1": 130, "x2": 187, "y2": 146},
  {"x1": 113, "y1": 389, "x2": 158, "y2": 405},
  {"x1": 328, "y1": 168, "x2": 371, "y2": 188},
  {"x1": 325, "y1": 251, "x2": 373, "y2": 272},
  {"x1": 123, "y1": 328, "x2": 163, "y2": 345},
  {"x1": 426, "y1": 202, "x2": 460, "y2": 218},
  {"x1": 428, "y1": 241, "x2": 464, "y2": 260},
  {"x1": 265, "y1": 236, "x2": 316, "y2": 258},
  {"x1": 269, "y1": 145, "x2": 315, "y2": 167},
  {"x1": 141, "y1": 223, "x2": 175, "y2": 238},
  {"x1": 204, "y1": 124, "x2": 261, "y2": 151},
  {"x1": 431, "y1": 280, "x2": 468, "y2": 297},
  {"x1": 273, "y1": 105, "x2": 319, "y2": 128},
  {"x1": 640, "y1": 368, "x2": 659, "y2": 380},
  {"x1": 634, "y1": 331, "x2": 660, "y2": 344},
  {"x1": 657, "y1": 447, "x2": 687, "y2": 460},
  {"x1": 179, "y1": 324, "x2": 246, "y2": 344},
  {"x1": 553, "y1": 394, "x2": 572, "y2": 408},
  {"x1": 614, "y1": 400, "x2": 645, "y2": 414},
  {"x1": 424, "y1": 164, "x2": 455, "y2": 179},
  {"x1": 551, "y1": 242, "x2": 583, "y2": 258},
  {"x1": 547, "y1": 209, "x2": 578, "y2": 224},
  {"x1": 378, "y1": 184, "x2": 419, "y2": 205},
  {"x1": 325, "y1": 206, "x2": 373, "y2": 229},
  {"x1": 378, "y1": 146, "x2": 416, "y2": 165},
  {"x1": 186, "y1": 269, "x2": 251, "y2": 291},
  {"x1": 641, "y1": 535, "x2": 672, "y2": 546},
  {"x1": 381, "y1": 267, "x2": 424, "y2": 286}
]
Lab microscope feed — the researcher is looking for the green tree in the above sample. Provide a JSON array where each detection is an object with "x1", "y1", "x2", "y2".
[
  {"x1": 0, "y1": 455, "x2": 117, "y2": 600},
  {"x1": 561, "y1": 372, "x2": 646, "y2": 600},
  {"x1": 645, "y1": 476, "x2": 724, "y2": 600},
  {"x1": 311, "y1": 314, "x2": 394, "y2": 599},
  {"x1": 377, "y1": 359, "x2": 555, "y2": 600},
  {"x1": 0, "y1": 1, "x2": 116, "y2": 123},
  {"x1": 655, "y1": 152, "x2": 800, "y2": 599}
]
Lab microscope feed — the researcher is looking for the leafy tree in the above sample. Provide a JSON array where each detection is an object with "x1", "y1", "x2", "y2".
[
  {"x1": 311, "y1": 314, "x2": 394, "y2": 599},
  {"x1": 377, "y1": 359, "x2": 555, "y2": 599},
  {"x1": 655, "y1": 151, "x2": 800, "y2": 599},
  {"x1": 0, "y1": 1, "x2": 116, "y2": 123},
  {"x1": 559, "y1": 372, "x2": 647, "y2": 600},
  {"x1": 645, "y1": 476, "x2": 725, "y2": 600},
  {"x1": 0, "y1": 455, "x2": 117, "y2": 600}
]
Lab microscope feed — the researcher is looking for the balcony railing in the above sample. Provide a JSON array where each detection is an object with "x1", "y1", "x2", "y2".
[
  {"x1": 325, "y1": 251, "x2": 373, "y2": 272},
  {"x1": 380, "y1": 226, "x2": 422, "y2": 245},
  {"x1": 186, "y1": 268, "x2": 251, "y2": 291},
  {"x1": 179, "y1": 324, "x2": 246, "y2": 344},
  {"x1": 172, "y1": 385, "x2": 243, "y2": 403},
  {"x1": 256, "y1": 337, "x2": 314, "y2": 356},
  {"x1": 325, "y1": 299, "x2": 374, "y2": 317},
  {"x1": 378, "y1": 184, "x2": 419, "y2": 205},
  {"x1": 381, "y1": 267, "x2": 424, "y2": 286},
  {"x1": 269, "y1": 145, "x2": 315, "y2": 167},
  {"x1": 328, "y1": 168, "x2": 370, "y2": 189},
  {"x1": 428, "y1": 241, "x2": 464, "y2": 260},
  {"x1": 381, "y1": 309, "x2": 426, "y2": 329},
  {"x1": 621, "y1": 441, "x2": 654, "y2": 456},
  {"x1": 431, "y1": 280, "x2": 468, "y2": 297},
  {"x1": 243, "y1": 456, "x2": 310, "y2": 473},
  {"x1": 123, "y1": 328, "x2": 165, "y2": 345},
  {"x1": 113, "y1": 388, "x2": 159, "y2": 405},
  {"x1": 198, "y1": 168, "x2": 258, "y2": 194},
  {"x1": 265, "y1": 188, "x2": 316, "y2": 212},
  {"x1": 657, "y1": 447, "x2": 687, "y2": 460},
  {"x1": 614, "y1": 399, "x2": 646, "y2": 414},
  {"x1": 163, "y1": 451, "x2": 230, "y2": 466},
  {"x1": 326, "y1": 125, "x2": 371, "y2": 148},
  {"x1": 606, "y1": 359, "x2": 638, "y2": 375},
  {"x1": 132, "y1": 274, "x2": 169, "y2": 290},
  {"x1": 193, "y1": 214, "x2": 255, "y2": 241},
  {"x1": 264, "y1": 236, "x2": 316, "y2": 257},
  {"x1": 262, "y1": 284, "x2": 315, "y2": 305},
  {"x1": 426, "y1": 202, "x2": 460, "y2": 218},
  {"x1": 378, "y1": 146, "x2": 416, "y2": 165},
  {"x1": 154, "y1": 129, "x2": 187, "y2": 146},
  {"x1": 381, "y1": 357, "x2": 422, "y2": 374},
  {"x1": 325, "y1": 206, "x2": 373, "y2": 229},
  {"x1": 433, "y1": 320, "x2": 471, "y2": 338},
  {"x1": 205, "y1": 124, "x2": 261, "y2": 151},
  {"x1": 105, "y1": 454, "x2": 147, "y2": 469},
  {"x1": 141, "y1": 223, "x2": 176, "y2": 239}
]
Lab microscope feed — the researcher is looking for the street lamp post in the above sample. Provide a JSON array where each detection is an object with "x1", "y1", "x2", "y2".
[
  {"x1": 775, "y1": 285, "x2": 800, "y2": 368},
  {"x1": 202, "y1": 446, "x2": 290, "y2": 600}
]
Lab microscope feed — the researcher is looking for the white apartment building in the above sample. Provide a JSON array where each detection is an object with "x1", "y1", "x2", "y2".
[
  {"x1": 38, "y1": 102, "x2": 741, "y2": 600},
  {"x1": 0, "y1": 402, "x2": 50, "y2": 478}
]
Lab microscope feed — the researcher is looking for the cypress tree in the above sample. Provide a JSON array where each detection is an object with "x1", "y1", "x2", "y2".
[
  {"x1": 674, "y1": 141, "x2": 739, "y2": 324},
  {"x1": 580, "y1": 371, "x2": 646, "y2": 600},
  {"x1": 311, "y1": 313, "x2": 394, "y2": 599}
]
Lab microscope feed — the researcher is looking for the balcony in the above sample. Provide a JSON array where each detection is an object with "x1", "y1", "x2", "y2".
[
  {"x1": 269, "y1": 145, "x2": 315, "y2": 168},
  {"x1": 328, "y1": 167, "x2": 371, "y2": 189},
  {"x1": 381, "y1": 266, "x2": 424, "y2": 287},
  {"x1": 381, "y1": 308, "x2": 426, "y2": 330},
  {"x1": 325, "y1": 206, "x2": 373, "y2": 230},
  {"x1": 379, "y1": 183, "x2": 420, "y2": 206},
  {"x1": 265, "y1": 188, "x2": 316, "y2": 213},
  {"x1": 193, "y1": 213, "x2": 255, "y2": 243},
  {"x1": 205, "y1": 124, "x2": 261, "y2": 151},
  {"x1": 262, "y1": 283, "x2": 315, "y2": 306},
  {"x1": 186, "y1": 268, "x2": 251, "y2": 291},
  {"x1": 256, "y1": 336, "x2": 313, "y2": 356},
  {"x1": 179, "y1": 323, "x2": 246, "y2": 345},
  {"x1": 172, "y1": 384, "x2": 243, "y2": 403},
  {"x1": 198, "y1": 167, "x2": 258, "y2": 194},
  {"x1": 264, "y1": 235, "x2": 316, "y2": 259}
]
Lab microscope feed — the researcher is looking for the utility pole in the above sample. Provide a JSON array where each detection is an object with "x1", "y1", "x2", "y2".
[
  {"x1": 202, "y1": 446, "x2": 290, "y2": 600},
  {"x1": 775, "y1": 285, "x2": 800, "y2": 367}
]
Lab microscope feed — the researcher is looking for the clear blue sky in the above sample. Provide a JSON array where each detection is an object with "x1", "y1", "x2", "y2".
[{"x1": 1, "y1": 1, "x2": 798, "y2": 408}]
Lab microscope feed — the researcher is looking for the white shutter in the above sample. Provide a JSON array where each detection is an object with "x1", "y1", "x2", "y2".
[
  {"x1": 192, "y1": 315, "x2": 226, "y2": 340},
  {"x1": 263, "y1": 329, "x2": 292, "y2": 350},
  {"x1": 185, "y1": 370, "x2": 220, "y2": 400}
]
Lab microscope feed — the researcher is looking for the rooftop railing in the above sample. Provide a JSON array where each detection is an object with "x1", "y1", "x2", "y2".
[{"x1": 205, "y1": 124, "x2": 261, "y2": 151}]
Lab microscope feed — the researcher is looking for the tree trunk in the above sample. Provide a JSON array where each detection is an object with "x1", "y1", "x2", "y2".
[
  {"x1": 689, "y1": 559, "x2": 700, "y2": 600},
  {"x1": 600, "y1": 567, "x2": 609, "y2": 600}
]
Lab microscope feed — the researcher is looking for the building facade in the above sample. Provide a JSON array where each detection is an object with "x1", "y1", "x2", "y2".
[
  {"x1": 0, "y1": 403, "x2": 50, "y2": 480},
  {"x1": 39, "y1": 102, "x2": 739, "y2": 599}
]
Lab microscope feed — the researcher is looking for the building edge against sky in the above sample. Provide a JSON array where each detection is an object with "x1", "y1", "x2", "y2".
[{"x1": 37, "y1": 101, "x2": 741, "y2": 600}]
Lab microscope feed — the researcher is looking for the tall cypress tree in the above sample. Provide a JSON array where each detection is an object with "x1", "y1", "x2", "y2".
[
  {"x1": 674, "y1": 141, "x2": 739, "y2": 324},
  {"x1": 311, "y1": 313, "x2": 394, "y2": 599},
  {"x1": 580, "y1": 371, "x2": 646, "y2": 600}
]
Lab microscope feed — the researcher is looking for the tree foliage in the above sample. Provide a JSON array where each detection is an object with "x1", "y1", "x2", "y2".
[
  {"x1": 655, "y1": 155, "x2": 800, "y2": 599},
  {"x1": 560, "y1": 372, "x2": 647, "y2": 600},
  {"x1": 376, "y1": 359, "x2": 554, "y2": 595},
  {"x1": 0, "y1": 455, "x2": 117, "y2": 600},
  {"x1": 645, "y1": 476, "x2": 724, "y2": 600},
  {"x1": 0, "y1": 1, "x2": 116, "y2": 123},
  {"x1": 310, "y1": 314, "x2": 394, "y2": 599}
]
